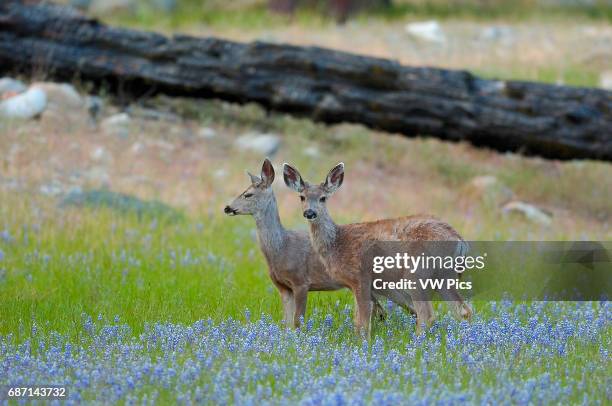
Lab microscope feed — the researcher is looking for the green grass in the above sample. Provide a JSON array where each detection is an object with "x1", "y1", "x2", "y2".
[{"x1": 102, "y1": 0, "x2": 611, "y2": 31}]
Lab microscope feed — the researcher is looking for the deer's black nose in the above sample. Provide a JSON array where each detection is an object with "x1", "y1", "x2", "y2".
[
  {"x1": 224, "y1": 205, "x2": 234, "y2": 214},
  {"x1": 303, "y1": 209, "x2": 317, "y2": 219}
]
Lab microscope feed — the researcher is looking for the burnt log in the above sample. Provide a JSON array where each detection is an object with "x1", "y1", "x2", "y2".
[{"x1": 0, "y1": 1, "x2": 610, "y2": 161}]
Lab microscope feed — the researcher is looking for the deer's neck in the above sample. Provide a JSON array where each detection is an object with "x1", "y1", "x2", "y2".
[
  {"x1": 309, "y1": 211, "x2": 337, "y2": 257},
  {"x1": 253, "y1": 195, "x2": 286, "y2": 254}
]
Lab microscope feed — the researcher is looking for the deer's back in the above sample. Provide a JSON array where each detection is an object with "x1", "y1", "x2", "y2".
[{"x1": 327, "y1": 215, "x2": 464, "y2": 282}]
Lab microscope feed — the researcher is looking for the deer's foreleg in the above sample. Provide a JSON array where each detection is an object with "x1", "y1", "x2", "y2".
[
  {"x1": 293, "y1": 286, "x2": 308, "y2": 328},
  {"x1": 278, "y1": 285, "x2": 295, "y2": 326},
  {"x1": 353, "y1": 283, "x2": 373, "y2": 340}
]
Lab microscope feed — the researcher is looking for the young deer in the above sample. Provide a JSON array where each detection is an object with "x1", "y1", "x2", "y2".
[
  {"x1": 224, "y1": 159, "x2": 402, "y2": 327},
  {"x1": 283, "y1": 162, "x2": 472, "y2": 336}
]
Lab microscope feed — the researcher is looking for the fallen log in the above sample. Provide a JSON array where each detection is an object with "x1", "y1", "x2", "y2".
[{"x1": 0, "y1": 1, "x2": 610, "y2": 161}]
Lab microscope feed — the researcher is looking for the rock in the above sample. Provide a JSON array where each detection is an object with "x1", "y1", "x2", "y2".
[
  {"x1": 600, "y1": 71, "x2": 612, "y2": 91},
  {"x1": 467, "y1": 175, "x2": 513, "y2": 207},
  {"x1": 39, "y1": 180, "x2": 64, "y2": 197},
  {"x1": 235, "y1": 133, "x2": 281, "y2": 156},
  {"x1": 405, "y1": 21, "x2": 446, "y2": 44},
  {"x1": 101, "y1": 113, "x2": 131, "y2": 137},
  {"x1": 31, "y1": 82, "x2": 82, "y2": 108},
  {"x1": 59, "y1": 188, "x2": 183, "y2": 221},
  {"x1": 31, "y1": 82, "x2": 88, "y2": 125},
  {"x1": 197, "y1": 127, "x2": 217, "y2": 139},
  {"x1": 479, "y1": 26, "x2": 514, "y2": 44},
  {"x1": 502, "y1": 201, "x2": 552, "y2": 226},
  {"x1": 0, "y1": 87, "x2": 47, "y2": 120},
  {"x1": 0, "y1": 77, "x2": 26, "y2": 98},
  {"x1": 90, "y1": 146, "x2": 112, "y2": 163},
  {"x1": 303, "y1": 146, "x2": 320, "y2": 157}
]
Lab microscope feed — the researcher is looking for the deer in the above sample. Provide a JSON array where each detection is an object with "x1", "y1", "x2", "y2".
[
  {"x1": 282, "y1": 162, "x2": 472, "y2": 337},
  {"x1": 224, "y1": 159, "x2": 414, "y2": 327}
]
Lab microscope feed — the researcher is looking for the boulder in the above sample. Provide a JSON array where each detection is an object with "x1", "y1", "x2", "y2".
[
  {"x1": 197, "y1": 127, "x2": 217, "y2": 139},
  {"x1": 31, "y1": 82, "x2": 88, "y2": 125},
  {"x1": 101, "y1": 113, "x2": 131, "y2": 138},
  {"x1": 235, "y1": 133, "x2": 281, "y2": 156},
  {"x1": 0, "y1": 87, "x2": 47, "y2": 120},
  {"x1": 600, "y1": 71, "x2": 612, "y2": 91},
  {"x1": 502, "y1": 201, "x2": 552, "y2": 226},
  {"x1": 0, "y1": 77, "x2": 26, "y2": 98},
  {"x1": 405, "y1": 21, "x2": 446, "y2": 44}
]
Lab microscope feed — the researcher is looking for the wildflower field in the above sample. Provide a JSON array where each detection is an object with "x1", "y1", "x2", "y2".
[{"x1": 0, "y1": 194, "x2": 610, "y2": 404}]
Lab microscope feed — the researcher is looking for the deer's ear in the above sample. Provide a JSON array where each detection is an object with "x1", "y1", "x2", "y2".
[
  {"x1": 283, "y1": 163, "x2": 305, "y2": 192},
  {"x1": 247, "y1": 171, "x2": 261, "y2": 186},
  {"x1": 323, "y1": 162, "x2": 344, "y2": 194},
  {"x1": 260, "y1": 158, "x2": 275, "y2": 187}
]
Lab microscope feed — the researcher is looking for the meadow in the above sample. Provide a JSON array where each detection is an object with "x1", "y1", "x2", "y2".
[
  {"x1": 0, "y1": 200, "x2": 610, "y2": 404},
  {"x1": 1, "y1": 0, "x2": 611, "y2": 403},
  {"x1": 1, "y1": 96, "x2": 610, "y2": 402}
]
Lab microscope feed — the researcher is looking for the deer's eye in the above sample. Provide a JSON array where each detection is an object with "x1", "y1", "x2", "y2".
[
  {"x1": 319, "y1": 196, "x2": 326, "y2": 203},
  {"x1": 299, "y1": 196, "x2": 305, "y2": 202},
  {"x1": 244, "y1": 193, "x2": 253, "y2": 198}
]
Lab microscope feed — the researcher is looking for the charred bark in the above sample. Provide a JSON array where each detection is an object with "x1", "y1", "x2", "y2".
[{"x1": 0, "y1": 1, "x2": 610, "y2": 161}]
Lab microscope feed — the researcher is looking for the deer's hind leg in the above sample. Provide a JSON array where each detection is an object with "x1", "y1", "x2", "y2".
[
  {"x1": 371, "y1": 293, "x2": 387, "y2": 321},
  {"x1": 413, "y1": 300, "x2": 435, "y2": 335}
]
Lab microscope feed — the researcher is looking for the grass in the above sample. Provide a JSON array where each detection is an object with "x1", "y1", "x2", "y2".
[
  {"x1": 0, "y1": 193, "x2": 609, "y2": 402},
  {"x1": 102, "y1": 0, "x2": 612, "y2": 32}
]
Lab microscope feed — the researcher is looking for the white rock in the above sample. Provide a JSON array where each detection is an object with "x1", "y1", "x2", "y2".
[
  {"x1": 405, "y1": 20, "x2": 446, "y2": 43},
  {"x1": 197, "y1": 127, "x2": 217, "y2": 139},
  {"x1": 235, "y1": 133, "x2": 281, "y2": 156},
  {"x1": 101, "y1": 113, "x2": 131, "y2": 137},
  {"x1": 30, "y1": 82, "x2": 88, "y2": 124},
  {"x1": 0, "y1": 88, "x2": 47, "y2": 120},
  {"x1": 0, "y1": 77, "x2": 26, "y2": 97},
  {"x1": 31, "y1": 82, "x2": 82, "y2": 108},
  {"x1": 502, "y1": 201, "x2": 552, "y2": 226},
  {"x1": 600, "y1": 71, "x2": 612, "y2": 90},
  {"x1": 39, "y1": 180, "x2": 64, "y2": 197},
  {"x1": 303, "y1": 146, "x2": 320, "y2": 157},
  {"x1": 90, "y1": 146, "x2": 112, "y2": 163},
  {"x1": 479, "y1": 26, "x2": 514, "y2": 44}
]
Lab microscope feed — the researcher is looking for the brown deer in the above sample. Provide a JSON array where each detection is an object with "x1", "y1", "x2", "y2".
[
  {"x1": 224, "y1": 159, "x2": 413, "y2": 327},
  {"x1": 283, "y1": 162, "x2": 472, "y2": 337}
]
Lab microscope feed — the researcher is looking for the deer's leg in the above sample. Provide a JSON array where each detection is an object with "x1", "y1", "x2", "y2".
[
  {"x1": 293, "y1": 286, "x2": 308, "y2": 328},
  {"x1": 278, "y1": 285, "x2": 295, "y2": 326},
  {"x1": 380, "y1": 289, "x2": 416, "y2": 316},
  {"x1": 353, "y1": 284, "x2": 373, "y2": 339},
  {"x1": 371, "y1": 294, "x2": 387, "y2": 321},
  {"x1": 413, "y1": 300, "x2": 435, "y2": 335}
]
